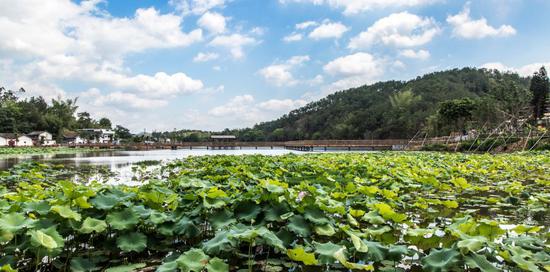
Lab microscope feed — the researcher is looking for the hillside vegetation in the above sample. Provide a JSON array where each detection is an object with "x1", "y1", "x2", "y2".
[{"x1": 232, "y1": 68, "x2": 533, "y2": 141}]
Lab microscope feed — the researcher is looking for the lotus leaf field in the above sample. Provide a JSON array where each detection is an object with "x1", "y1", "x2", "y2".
[{"x1": 0, "y1": 152, "x2": 549, "y2": 271}]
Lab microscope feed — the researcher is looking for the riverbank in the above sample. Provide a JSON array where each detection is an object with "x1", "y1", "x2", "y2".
[{"x1": 0, "y1": 147, "x2": 96, "y2": 158}]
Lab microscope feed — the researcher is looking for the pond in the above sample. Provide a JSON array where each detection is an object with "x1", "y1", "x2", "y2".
[{"x1": 0, "y1": 148, "x2": 304, "y2": 170}]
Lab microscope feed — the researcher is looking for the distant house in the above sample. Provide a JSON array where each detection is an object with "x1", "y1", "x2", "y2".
[
  {"x1": 63, "y1": 131, "x2": 85, "y2": 145},
  {"x1": 16, "y1": 135, "x2": 33, "y2": 146},
  {"x1": 27, "y1": 131, "x2": 56, "y2": 146},
  {"x1": 211, "y1": 135, "x2": 237, "y2": 142},
  {"x1": 78, "y1": 129, "x2": 115, "y2": 144},
  {"x1": 0, "y1": 133, "x2": 16, "y2": 147}
]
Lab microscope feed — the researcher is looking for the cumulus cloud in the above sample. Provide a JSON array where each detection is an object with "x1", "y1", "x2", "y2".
[
  {"x1": 399, "y1": 49, "x2": 430, "y2": 60},
  {"x1": 208, "y1": 95, "x2": 307, "y2": 127},
  {"x1": 283, "y1": 33, "x2": 303, "y2": 42},
  {"x1": 279, "y1": 0, "x2": 440, "y2": 15},
  {"x1": 258, "y1": 56, "x2": 311, "y2": 87},
  {"x1": 447, "y1": 4, "x2": 516, "y2": 39},
  {"x1": 197, "y1": 11, "x2": 227, "y2": 34},
  {"x1": 169, "y1": 0, "x2": 225, "y2": 15},
  {"x1": 295, "y1": 21, "x2": 318, "y2": 30},
  {"x1": 481, "y1": 62, "x2": 550, "y2": 77},
  {"x1": 209, "y1": 34, "x2": 257, "y2": 59},
  {"x1": 323, "y1": 52, "x2": 385, "y2": 90},
  {"x1": 349, "y1": 12, "x2": 440, "y2": 49},
  {"x1": 193, "y1": 52, "x2": 220, "y2": 62},
  {"x1": 308, "y1": 21, "x2": 349, "y2": 40},
  {"x1": 0, "y1": 0, "x2": 207, "y2": 121},
  {"x1": 82, "y1": 88, "x2": 168, "y2": 109}
]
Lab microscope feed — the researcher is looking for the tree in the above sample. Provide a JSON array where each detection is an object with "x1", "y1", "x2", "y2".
[
  {"x1": 437, "y1": 98, "x2": 477, "y2": 132},
  {"x1": 77, "y1": 112, "x2": 95, "y2": 129},
  {"x1": 114, "y1": 125, "x2": 132, "y2": 140},
  {"x1": 98, "y1": 118, "x2": 112, "y2": 129},
  {"x1": 530, "y1": 67, "x2": 549, "y2": 121}
]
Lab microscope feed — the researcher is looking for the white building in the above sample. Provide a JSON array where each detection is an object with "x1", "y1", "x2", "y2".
[
  {"x1": 0, "y1": 133, "x2": 16, "y2": 147},
  {"x1": 27, "y1": 131, "x2": 56, "y2": 146},
  {"x1": 78, "y1": 129, "x2": 115, "y2": 144},
  {"x1": 16, "y1": 135, "x2": 33, "y2": 146}
]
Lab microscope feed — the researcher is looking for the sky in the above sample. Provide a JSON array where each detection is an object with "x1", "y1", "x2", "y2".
[{"x1": 1, "y1": 0, "x2": 549, "y2": 132}]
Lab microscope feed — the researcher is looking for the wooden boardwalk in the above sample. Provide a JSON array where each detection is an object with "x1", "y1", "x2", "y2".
[{"x1": 67, "y1": 138, "x2": 453, "y2": 151}]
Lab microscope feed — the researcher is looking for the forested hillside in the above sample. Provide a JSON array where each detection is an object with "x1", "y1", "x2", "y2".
[{"x1": 232, "y1": 68, "x2": 535, "y2": 140}]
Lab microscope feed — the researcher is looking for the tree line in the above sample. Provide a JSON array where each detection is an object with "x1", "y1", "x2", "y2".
[{"x1": 0, "y1": 87, "x2": 124, "y2": 142}]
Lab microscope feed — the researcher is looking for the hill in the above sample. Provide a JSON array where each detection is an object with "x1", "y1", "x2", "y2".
[{"x1": 231, "y1": 68, "x2": 532, "y2": 141}]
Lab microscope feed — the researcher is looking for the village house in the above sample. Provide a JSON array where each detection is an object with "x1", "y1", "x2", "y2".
[
  {"x1": 63, "y1": 131, "x2": 85, "y2": 145},
  {"x1": 0, "y1": 133, "x2": 16, "y2": 147},
  {"x1": 16, "y1": 135, "x2": 34, "y2": 146},
  {"x1": 26, "y1": 131, "x2": 56, "y2": 146},
  {"x1": 78, "y1": 129, "x2": 115, "y2": 144}
]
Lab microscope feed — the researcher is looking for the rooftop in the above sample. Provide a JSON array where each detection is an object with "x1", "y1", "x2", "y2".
[{"x1": 210, "y1": 135, "x2": 237, "y2": 139}]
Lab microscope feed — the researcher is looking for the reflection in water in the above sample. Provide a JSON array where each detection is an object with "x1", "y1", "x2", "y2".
[{"x1": 0, "y1": 148, "x2": 302, "y2": 184}]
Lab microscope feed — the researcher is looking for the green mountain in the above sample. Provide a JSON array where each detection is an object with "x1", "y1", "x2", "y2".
[{"x1": 233, "y1": 68, "x2": 533, "y2": 141}]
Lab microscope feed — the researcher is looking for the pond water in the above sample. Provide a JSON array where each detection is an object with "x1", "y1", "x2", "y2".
[{"x1": 0, "y1": 148, "x2": 302, "y2": 171}]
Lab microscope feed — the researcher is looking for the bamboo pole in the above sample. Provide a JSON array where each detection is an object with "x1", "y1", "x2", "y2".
[
  {"x1": 529, "y1": 130, "x2": 548, "y2": 151},
  {"x1": 523, "y1": 128, "x2": 533, "y2": 151}
]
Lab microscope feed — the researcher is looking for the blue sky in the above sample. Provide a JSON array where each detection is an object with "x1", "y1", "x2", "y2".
[{"x1": 1, "y1": 0, "x2": 549, "y2": 132}]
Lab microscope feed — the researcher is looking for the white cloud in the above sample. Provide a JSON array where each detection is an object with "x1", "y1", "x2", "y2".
[
  {"x1": 296, "y1": 21, "x2": 318, "y2": 30},
  {"x1": 209, "y1": 34, "x2": 257, "y2": 59},
  {"x1": 447, "y1": 4, "x2": 516, "y2": 39},
  {"x1": 193, "y1": 52, "x2": 220, "y2": 62},
  {"x1": 279, "y1": 0, "x2": 439, "y2": 15},
  {"x1": 258, "y1": 99, "x2": 308, "y2": 111},
  {"x1": 481, "y1": 62, "x2": 550, "y2": 77},
  {"x1": 208, "y1": 95, "x2": 307, "y2": 128},
  {"x1": 169, "y1": 0, "x2": 225, "y2": 15},
  {"x1": 399, "y1": 49, "x2": 430, "y2": 60},
  {"x1": 283, "y1": 33, "x2": 303, "y2": 42},
  {"x1": 258, "y1": 55, "x2": 310, "y2": 87},
  {"x1": 309, "y1": 21, "x2": 349, "y2": 40},
  {"x1": 349, "y1": 12, "x2": 440, "y2": 49},
  {"x1": 323, "y1": 52, "x2": 385, "y2": 90},
  {"x1": 197, "y1": 11, "x2": 226, "y2": 34},
  {"x1": 82, "y1": 88, "x2": 168, "y2": 109}
]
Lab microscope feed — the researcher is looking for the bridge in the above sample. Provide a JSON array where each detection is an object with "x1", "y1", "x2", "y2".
[{"x1": 67, "y1": 138, "x2": 453, "y2": 151}]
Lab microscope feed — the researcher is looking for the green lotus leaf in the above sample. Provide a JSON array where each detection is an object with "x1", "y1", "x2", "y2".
[
  {"x1": 70, "y1": 257, "x2": 100, "y2": 272},
  {"x1": 50, "y1": 205, "x2": 82, "y2": 221},
  {"x1": 361, "y1": 211, "x2": 386, "y2": 225},
  {"x1": 457, "y1": 236, "x2": 487, "y2": 254},
  {"x1": 131, "y1": 205, "x2": 152, "y2": 218},
  {"x1": 176, "y1": 248, "x2": 210, "y2": 272},
  {"x1": 315, "y1": 224, "x2": 336, "y2": 236},
  {"x1": 287, "y1": 246, "x2": 318, "y2": 265},
  {"x1": 333, "y1": 247, "x2": 374, "y2": 271},
  {"x1": 348, "y1": 232, "x2": 369, "y2": 253},
  {"x1": 314, "y1": 241, "x2": 342, "y2": 264},
  {"x1": 202, "y1": 231, "x2": 234, "y2": 255},
  {"x1": 464, "y1": 253, "x2": 499, "y2": 272},
  {"x1": 287, "y1": 215, "x2": 311, "y2": 237},
  {"x1": 79, "y1": 217, "x2": 107, "y2": 234},
  {"x1": 206, "y1": 258, "x2": 229, "y2": 272},
  {"x1": 0, "y1": 229, "x2": 14, "y2": 243},
  {"x1": 364, "y1": 241, "x2": 389, "y2": 262},
  {"x1": 422, "y1": 248, "x2": 461, "y2": 272},
  {"x1": 156, "y1": 261, "x2": 178, "y2": 272},
  {"x1": 173, "y1": 217, "x2": 200, "y2": 238},
  {"x1": 104, "y1": 263, "x2": 146, "y2": 272},
  {"x1": 263, "y1": 203, "x2": 290, "y2": 222},
  {"x1": 235, "y1": 202, "x2": 261, "y2": 222},
  {"x1": 0, "y1": 264, "x2": 16, "y2": 272},
  {"x1": 303, "y1": 206, "x2": 330, "y2": 225},
  {"x1": 116, "y1": 232, "x2": 147, "y2": 253},
  {"x1": 210, "y1": 209, "x2": 236, "y2": 229},
  {"x1": 509, "y1": 246, "x2": 542, "y2": 272},
  {"x1": 107, "y1": 208, "x2": 139, "y2": 230},
  {"x1": 148, "y1": 211, "x2": 168, "y2": 225},
  {"x1": 28, "y1": 227, "x2": 64, "y2": 250},
  {"x1": 387, "y1": 245, "x2": 409, "y2": 261},
  {"x1": 89, "y1": 193, "x2": 120, "y2": 210},
  {"x1": 0, "y1": 213, "x2": 33, "y2": 233},
  {"x1": 23, "y1": 201, "x2": 51, "y2": 215}
]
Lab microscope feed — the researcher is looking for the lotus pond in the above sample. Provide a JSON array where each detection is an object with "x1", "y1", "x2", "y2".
[{"x1": 0, "y1": 152, "x2": 549, "y2": 272}]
